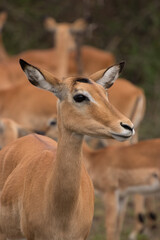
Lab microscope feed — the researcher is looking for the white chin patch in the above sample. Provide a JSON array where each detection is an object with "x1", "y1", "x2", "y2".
[{"x1": 112, "y1": 134, "x2": 131, "y2": 142}]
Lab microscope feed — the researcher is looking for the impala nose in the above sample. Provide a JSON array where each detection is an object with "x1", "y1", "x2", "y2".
[{"x1": 120, "y1": 122, "x2": 134, "y2": 132}]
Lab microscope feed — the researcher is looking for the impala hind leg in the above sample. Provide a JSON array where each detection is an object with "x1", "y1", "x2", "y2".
[
  {"x1": 104, "y1": 191, "x2": 120, "y2": 240},
  {"x1": 145, "y1": 195, "x2": 157, "y2": 230},
  {"x1": 116, "y1": 196, "x2": 128, "y2": 240},
  {"x1": 129, "y1": 194, "x2": 145, "y2": 240},
  {"x1": 143, "y1": 195, "x2": 157, "y2": 239}
]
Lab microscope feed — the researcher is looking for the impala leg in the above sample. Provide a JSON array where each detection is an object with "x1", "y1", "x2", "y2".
[
  {"x1": 145, "y1": 195, "x2": 157, "y2": 230},
  {"x1": 116, "y1": 196, "x2": 128, "y2": 240},
  {"x1": 104, "y1": 190, "x2": 120, "y2": 240},
  {"x1": 144, "y1": 195, "x2": 157, "y2": 239},
  {"x1": 0, "y1": 234, "x2": 6, "y2": 240},
  {"x1": 129, "y1": 194, "x2": 145, "y2": 240}
]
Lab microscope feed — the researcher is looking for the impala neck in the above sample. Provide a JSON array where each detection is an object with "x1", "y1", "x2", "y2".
[
  {"x1": 0, "y1": 34, "x2": 8, "y2": 61},
  {"x1": 83, "y1": 143, "x2": 96, "y2": 172},
  {"x1": 51, "y1": 108, "x2": 84, "y2": 220},
  {"x1": 55, "y1": 29, "x2": 70, "y2": 79}
]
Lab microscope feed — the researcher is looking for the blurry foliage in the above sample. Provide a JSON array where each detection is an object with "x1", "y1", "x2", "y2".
[{"x1": 0, "y1": 0, "x2": 160, "y2": 139}]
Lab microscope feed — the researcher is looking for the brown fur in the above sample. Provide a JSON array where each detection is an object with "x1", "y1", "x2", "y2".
[
  {"x1": 0, "y1": 118, "x2": 19, "y2": 149},
  {"x1": 0, "y1": 118, "x2": 32, "y2": 149}
]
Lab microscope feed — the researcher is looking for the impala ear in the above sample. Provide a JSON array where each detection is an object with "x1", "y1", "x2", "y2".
[
  {"x1": 71, "y1": 18, "x2": 87, "y2": 33},
  {"x1": 0, "y1": 11, "x2": 8, "y2": 30},
  {"x1": 19, "y1": 59, "x2": 63, "y2": 99},
  {"x1": 90, "y1": 62, "x2": 125, "y2": 89},
  {"x1": 44, "y1": 17, "x2": 57, "y2": 32}
]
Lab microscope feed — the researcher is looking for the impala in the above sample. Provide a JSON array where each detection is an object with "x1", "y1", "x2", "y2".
[
  {"x1": 0, "y1": 60, "x2": 133, "y2": 240},
  {"x1": 44, "y1": 17, "x2": 145, "y2": 145},
  {"x1": 17, "y1": 18, "x2": 86, "y2": 78},
  {"x1": 1, "y1": 117, "x2": 157, "y2": 240},
  {"x1": 0, "y1": 118, "x2": 31, "y2": 149},
  {"x1": 129, "y1": 194, "x2": 157, "y2": 240},
  {"x1": 0, "y1": 82, "x2": 58, "y2": 136},
  {"x1": 44, "y1": 17, "x2": 115, "y2": 75},
  {"x1": 82, "y1": 139, "x2": 160, "y2": 240},
  {"x1": 0, "y1": 18, "x2": 87, "y2": 89}
]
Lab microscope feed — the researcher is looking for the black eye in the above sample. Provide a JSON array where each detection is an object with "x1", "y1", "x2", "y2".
[
  {"x1": 49, "y1": 120, "x2": 57, "y2": 126},
  {"x1": 73, "y1": 94, "x2": 89, "y2": 103}
]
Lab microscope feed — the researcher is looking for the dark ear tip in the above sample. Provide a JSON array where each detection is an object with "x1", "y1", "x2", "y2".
[
  {"x1": 19, "y1": 59, "x2": 28, "y2": 71},
  {"x1": 119, "y1": 61, "x2": 125, "y2": 73}
]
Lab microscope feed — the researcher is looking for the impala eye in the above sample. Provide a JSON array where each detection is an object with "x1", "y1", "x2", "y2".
[
  {"x1": 48, "y1": 119, "x2": 57, "y2": 126},
  {"x1": 73, "y1": 94, "x2": 89, "y2": 103}
]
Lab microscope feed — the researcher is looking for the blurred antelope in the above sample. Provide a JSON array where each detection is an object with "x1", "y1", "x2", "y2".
[
  {"x1": 83, "y1": 139, "x2": 160, "y2": 240},
  {"x1": 0, "y1": 18, "x2": 90, "y2": 89},
  {"x1": 44, "y1": 17, "x2": 115, "y2": 75},
  {"x1": 0, "y1": 82, "x2": 58, "y2": 137},
  {"x1": 0, "y1": 118, "x2": 31, "y2": 149},
  {"x1": 128, "y1": 194, "x2": 157, "y2": 240},
  {"x1": 0, "y1": 60, "x2": 134, "y2": 240},
  {"x1": 18, "y1": 18, "x2": 88, "y2": 78}
]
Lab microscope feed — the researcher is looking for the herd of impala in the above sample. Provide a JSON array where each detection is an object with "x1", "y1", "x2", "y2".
[{"x1": 0, "y1": 11, "x2": 159, "y2": 240}]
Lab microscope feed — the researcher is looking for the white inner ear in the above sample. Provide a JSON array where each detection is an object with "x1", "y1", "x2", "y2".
[
  {"x1": 24, "y1": 66, "x2": 54, "y2": 91},
  {"x1": 97, "y1": 65, "x2": 120, "y2": 88}
]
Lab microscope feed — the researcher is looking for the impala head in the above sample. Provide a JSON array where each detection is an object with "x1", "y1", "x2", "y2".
[
  {"x1": 0, "y1": 11, "x2": 7, "y2": 33},
  {"x1": 19, "y1": 59, "x2": 134, "y2": 141},
  {"x1": 44, "y1": 17, "x2": 87, "y2": 50}
]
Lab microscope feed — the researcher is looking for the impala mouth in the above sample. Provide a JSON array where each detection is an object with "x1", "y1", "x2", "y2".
[{"x1": 111, "y1": 130, "x2": 134, "y2": 142}]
